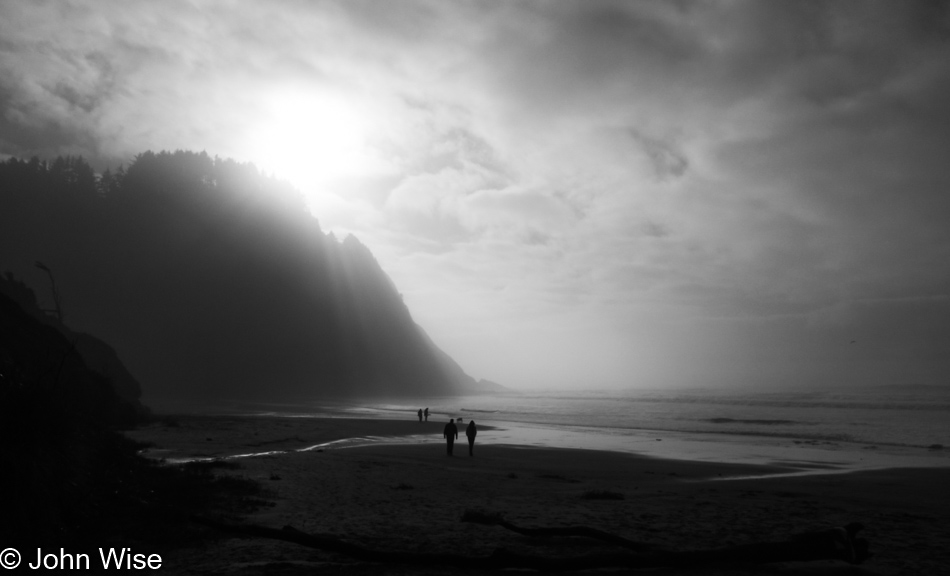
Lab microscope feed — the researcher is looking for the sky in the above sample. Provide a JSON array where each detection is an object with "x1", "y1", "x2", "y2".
[{"x1": 2, "y1": 0, "x2": 950, "y2": 391}]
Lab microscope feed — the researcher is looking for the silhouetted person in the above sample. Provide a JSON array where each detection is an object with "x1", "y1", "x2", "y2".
[
  {"x1": 418, "y1": 408, "x2": 423, "y2": 422},
  {"x1": 466, "y1": 420, "x2": 477, "y2": 456},
  {"x1": 424, "y1": 407, "x2": 429, "y2": 421},
  {"x1": 443, "y1": 419, "x2": 458, "y2": 456}
]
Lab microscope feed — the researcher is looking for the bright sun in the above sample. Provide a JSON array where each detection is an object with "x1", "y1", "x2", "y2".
[{"x1": 245, "y1": 91, "x2": 373, "y2": 190}]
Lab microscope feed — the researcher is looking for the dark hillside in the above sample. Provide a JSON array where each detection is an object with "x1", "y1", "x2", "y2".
[
  {"x1": 0, "y1": 285, "x2": 263, "y2": 549},
  {"x1": 0, "y1": 283, "x2": 136, "y2": 544},
  {"x1": 0, "y1": 151, "x2": 479, "y2": 404},
  {"x1": 0, "y1": 272, "x2": 147, "y2": 408}
]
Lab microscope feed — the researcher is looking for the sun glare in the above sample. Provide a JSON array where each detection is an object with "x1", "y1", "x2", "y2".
[{"x1": 244, "y1": 91, "x2": 373, "y2": 190}]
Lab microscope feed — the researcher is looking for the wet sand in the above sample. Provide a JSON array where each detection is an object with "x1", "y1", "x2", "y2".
[{"x1": 127, "y1": 415, "x2": 950, "y2": 575}]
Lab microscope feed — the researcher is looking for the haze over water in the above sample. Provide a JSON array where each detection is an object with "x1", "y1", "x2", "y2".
[{"x1": 219, "y1": 388, "x2": 950, "y2": 475}]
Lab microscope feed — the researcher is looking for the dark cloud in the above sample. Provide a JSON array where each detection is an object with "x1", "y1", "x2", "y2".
[
  {"x1": 628, "y1": 130, "x2": 688, "y2": 180},
  {"x1": 0, "y1": 89, "x2": 99, "y2": 160}
]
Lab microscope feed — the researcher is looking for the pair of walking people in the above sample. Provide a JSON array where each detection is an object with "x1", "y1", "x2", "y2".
[{"x1": 443, "y1": 418, "x2": 477, "y2": 456}]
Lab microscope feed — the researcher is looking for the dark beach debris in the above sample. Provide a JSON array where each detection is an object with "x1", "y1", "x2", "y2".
[
  {"x1": 581, "y1": 489, "x2": 625, "y2": 501},
  {"x1": 537, "y1": 473, "x2": 581, "y2": 483},
  {"x1": 461, "y1": 510, "x2": 647, "y2": 551},
  {"x1": 194, "y1": 515, "x2": 871, "y2": 570}
]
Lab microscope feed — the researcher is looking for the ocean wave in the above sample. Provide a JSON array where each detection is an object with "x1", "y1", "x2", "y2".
[
  {"x1": 506, "y1": 391, "x2": 950, "y2": 412},
  {"x1": 604, "y1": 395, "x2": 950, "y2": 412},
  {"x1": 554, "y1": 423, "x2": 860, "y2": 444},
  {"x1": 706, "y1": 418, "x2": 798, "y2": 425}
]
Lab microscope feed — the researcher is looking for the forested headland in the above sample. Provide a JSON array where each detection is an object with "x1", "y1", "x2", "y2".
[{"x1": 0, "y1": 151, "x2": 494, "y2": 405}]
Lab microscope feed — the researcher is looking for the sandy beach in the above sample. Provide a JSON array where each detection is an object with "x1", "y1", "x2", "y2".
[{"x1": 126, "y1": 415, "x2": 950, "y2": 575}]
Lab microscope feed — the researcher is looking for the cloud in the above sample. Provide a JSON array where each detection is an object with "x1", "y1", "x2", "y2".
[
  {"x1": 627, "y1": 129, "x2": 689, "y2": 180},
  {"x1": 3, "y1": 0, "x2": 950, "y2": 389},
  {"x1": 459, "y1": 187, "x2": 578, "y2": 239}
]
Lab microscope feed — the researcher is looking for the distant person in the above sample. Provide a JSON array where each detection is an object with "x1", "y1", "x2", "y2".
[
  {"x1": 417, "y1": 408, "x2": 423, "y2": 422},
  {"x1": 466, "y1": 420, "x2": 477, "y2": 456},
  {"x1": 443, "y1": 418, "x2": 458, "y2": 456},
  {"x1": 424, "y1": 407, "x2": 429, "y2": 421}
]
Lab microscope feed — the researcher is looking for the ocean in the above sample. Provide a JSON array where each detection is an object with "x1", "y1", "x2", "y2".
[{"x1": 271, "y1": 388, "x2": 950, "y2": 475}]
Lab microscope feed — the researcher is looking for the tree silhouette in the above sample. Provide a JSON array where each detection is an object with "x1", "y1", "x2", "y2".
[{"x1": 33, "y1": 261, "x2": 64, "y2": 323}]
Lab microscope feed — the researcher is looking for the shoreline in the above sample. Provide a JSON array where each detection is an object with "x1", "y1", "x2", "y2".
[
  {"x1": 128, "y1": 414, "x2": 950, "y2": 575},
  {"x1": 131, "y1": 412, "x2": 950, "y2": 479}
]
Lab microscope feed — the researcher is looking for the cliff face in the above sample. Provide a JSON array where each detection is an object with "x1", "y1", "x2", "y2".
[
  {"x1": 0, "y1": 286, "x2": 135, "y2": 546},
  {"x1": 0, "y1": 151, "x2": 479, "y2": 403},
  {"x1": 0, "y1": 272, "x2": 145, "y2": 409},
  {"x1": 0, "y1": 284, "x2": 140, "y2": 431}
]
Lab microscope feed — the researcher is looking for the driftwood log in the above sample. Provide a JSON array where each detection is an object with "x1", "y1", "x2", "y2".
[
  {"x1": 194, "y1": 513, "x2": 871, "y2": 571},
  {"x1": 459, "y1": 510, "x2": 654, "y2": 553}
]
